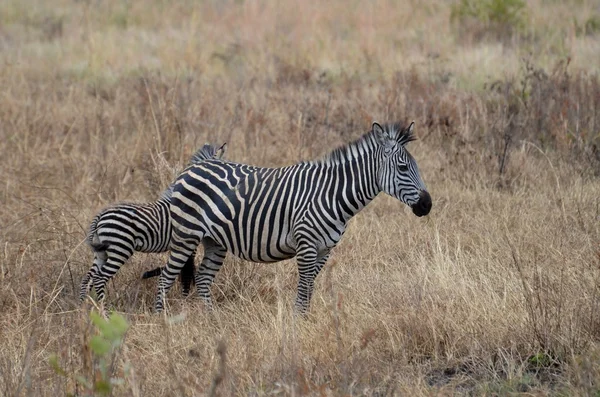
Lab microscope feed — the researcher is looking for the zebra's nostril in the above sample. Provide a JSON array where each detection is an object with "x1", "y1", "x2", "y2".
[
  {"x1": 420, "y1": 191, "x2": 431, "y2": 206},
  {"x1": 411, "y1": 190, "x2": 432, "y2": 217}
]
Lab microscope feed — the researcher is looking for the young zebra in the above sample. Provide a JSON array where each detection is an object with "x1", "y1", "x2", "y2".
[
  {"x1": 154, "y1": 122, "x2": 432, "y2": 313},
  {"x1": 80, "y1": 143, "x2": 226, "y2": 304}
]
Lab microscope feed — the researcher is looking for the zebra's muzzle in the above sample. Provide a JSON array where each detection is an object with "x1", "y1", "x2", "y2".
[{"x1": 411, "y1": 190, "x2": 432, "y2": 217}]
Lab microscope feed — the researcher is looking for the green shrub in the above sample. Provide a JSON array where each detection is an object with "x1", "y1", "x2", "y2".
[
  {"x1": 450, "y1": 0, "x2": 528, "y2": 42},
  {"x1": 585, "y1": 15, "x2": 600, "y2": 34},
  {"x1": 49, "y1": 311, "x2": 130, "y2": 396},
  {"x1": 574, "y1": 16, "x2": 597, "y2": 37}
]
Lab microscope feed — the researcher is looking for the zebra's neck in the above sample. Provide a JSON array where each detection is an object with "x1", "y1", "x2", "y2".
[{"x1": 314, "y1": 132, "x2": 381, "y2": 222}]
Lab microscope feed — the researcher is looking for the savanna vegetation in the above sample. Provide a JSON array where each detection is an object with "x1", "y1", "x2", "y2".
[{"x1": 0, "y1": 0, "x2": 599, "y2": 395}]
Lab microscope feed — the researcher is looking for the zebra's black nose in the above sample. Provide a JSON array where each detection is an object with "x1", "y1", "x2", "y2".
[{"x1": 412, "y1": 190, "x2": 432, "y2": 217}]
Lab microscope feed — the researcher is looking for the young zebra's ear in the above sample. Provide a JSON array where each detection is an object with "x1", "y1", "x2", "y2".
[
  {"x1": 216, "y1": 142, "x2": 227, "y2": 159},
  {"x1": 373, "y1": 122, "x2": 396, "y2": 153}
]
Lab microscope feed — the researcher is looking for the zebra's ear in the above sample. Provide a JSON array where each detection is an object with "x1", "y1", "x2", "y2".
[
  {"x1": 373, "y1": 122, "x2": 396, "y2": 151},
  {"x1": 397, "y1": 121, "x2": 417, "y2": 146}
]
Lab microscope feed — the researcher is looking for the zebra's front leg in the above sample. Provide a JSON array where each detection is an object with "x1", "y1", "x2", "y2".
[
  {"x1": 294, "y1": 245, "x2": 330, "y2": 314},
  {"x1": 155, "y1": 236, "x2": 199, "y2": 312},
  {"x1": 194, "y1": 239, "x2": 227, "y2": 310}
]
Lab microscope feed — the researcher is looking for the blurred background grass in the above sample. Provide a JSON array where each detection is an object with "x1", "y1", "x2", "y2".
[{"x1": 0, "y1": 0, "x2": 599, "y2": 395}]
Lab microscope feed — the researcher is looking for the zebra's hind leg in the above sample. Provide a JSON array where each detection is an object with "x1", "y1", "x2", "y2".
[
  {"x1": 194, "y1": 239, "x2": 227, "y2": 309},
  {"x1": 155, "y1": 234, "x2": 200, "y2": 312},
  {"x1": 180, "y1": 253, "x2": 196, "y2": 297},
  {"x1": 91, "y1": 249, "x2": 130, "y2": 303},
  {"x1": 80, "y1": 249, "x2": 107, "y2": 302},
  {"x1": 294, "y1": 243, "x2": 330, "y2": 314},
  {"x1": 80, "y1": 270, "x2": 93, "y2": 302}
]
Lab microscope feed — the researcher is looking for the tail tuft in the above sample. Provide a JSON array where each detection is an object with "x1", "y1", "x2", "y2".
[{"x1": 142, "y1": 267, "x2": 163, "y2": 279}]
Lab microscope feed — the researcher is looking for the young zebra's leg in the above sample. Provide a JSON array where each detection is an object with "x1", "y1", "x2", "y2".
[
  {"x1": 155, "y1": 233, "x2": 200, "y2": 312},
  {"x1": 80, "y1": 272, "x2": 92, "y2": 301},
  {"x1": 91, "y1": 248, "x2": 132, "y2": 303},
  {"x1": 194, "y1": 238, "x2": 227, "y2": 309},
  {"x1": 80, "y1": 250, "x2": 107, "y2": 302}
]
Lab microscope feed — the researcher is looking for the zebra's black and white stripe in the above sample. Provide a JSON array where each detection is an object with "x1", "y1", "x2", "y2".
[
  {"x1": 155, "y1": 122, "x2": 432, "y2": 313},
  {"x1": 80, "y1": 143, "x2": 226, "y2": 303}
]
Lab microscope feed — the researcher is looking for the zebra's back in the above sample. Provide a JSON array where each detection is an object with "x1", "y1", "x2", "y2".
[
  {"x1": 89, "y1": 200, "x2": 172, "y2": 254},
  {"x1": 171, "y1": 159, "x2": 342, "y2": 262}
]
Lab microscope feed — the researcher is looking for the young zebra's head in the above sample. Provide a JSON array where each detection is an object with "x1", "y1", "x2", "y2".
[
  {"x1": 373, "y1": 122, "x2": 432, "y2": 217},
  {"x1": 188, "y1": 142, "x2": 227, "y2": 164},
  {"x1": 159, "y1": 142, "x2": 228, "y2": 201}
]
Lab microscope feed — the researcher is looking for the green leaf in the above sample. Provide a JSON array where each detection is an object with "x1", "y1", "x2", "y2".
[
  {"x1": 528, "y1": 352, "x2": 553, "y2": 369},
  {"x1": 108, "y1": 313, "x2": 129, "y2": 339},
  {"x1": 89, "y1": 336, "x2": 112, "y2": 356},
  {"x1": 94, "y1": 379, "x2": 112, "y2": 395},
  {"x1": 90, "y1": 311, "x2": 115, "y2": 339},
  {"x1": 48, "y1": 354, "x2": 67, "y2": 376}
]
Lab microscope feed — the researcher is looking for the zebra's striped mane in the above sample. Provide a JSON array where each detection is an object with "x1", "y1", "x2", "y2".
[{"x1": 313, "y1": 122, "x2": 414, "y2": 165}]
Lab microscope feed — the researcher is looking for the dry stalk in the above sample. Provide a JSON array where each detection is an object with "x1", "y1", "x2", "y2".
[{"x1": 208, "y1": 339, "x2": 227, "y2": 397}]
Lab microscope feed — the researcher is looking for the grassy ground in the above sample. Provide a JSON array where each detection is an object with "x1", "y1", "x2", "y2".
[{"x1": 1, "y1": 0, "x2": 599, "y2": 395}]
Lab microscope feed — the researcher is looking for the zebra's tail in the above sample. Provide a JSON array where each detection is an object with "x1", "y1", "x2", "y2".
[
  {"x1": 141, "y1": 257, "x2": 195, "y2": 294},
  {"x1": 87, "y1": 215, "x2": 109, "y2": 252},
  {"x1": 141, "y1": 267, "x2": 163, "y2": 279}
]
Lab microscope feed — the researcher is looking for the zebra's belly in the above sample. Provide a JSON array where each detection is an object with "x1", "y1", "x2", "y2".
[
  {"x1": 234, "y1": 249, "x2": 296, "y2": 263},
  {"x1": 135, "y1": 240, "x2": 169, "y2": 253},
  {"x1": 232, "y1": 238, "x2": 297, "y2": 263},
  {"x1": 209, "y1": 223, "x2": 297, "y2": 263}
]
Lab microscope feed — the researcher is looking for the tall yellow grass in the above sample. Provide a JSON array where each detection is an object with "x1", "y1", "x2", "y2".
[{"x1": 0, "y1": 0, "x2": 599, "y2": 395}]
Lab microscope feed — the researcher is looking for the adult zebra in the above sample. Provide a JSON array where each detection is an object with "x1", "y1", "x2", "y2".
[
  {"x1": 156, "y1": 122, "x2": 431, "y2": 313},
  {"x1": 80, "y1": 142, "x2": 226, "y2": 304}
]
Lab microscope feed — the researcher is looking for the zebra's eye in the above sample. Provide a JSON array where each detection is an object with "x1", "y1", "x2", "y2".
[{"x1": 398, "y1": 163, "x2": 409, "y2": 172}]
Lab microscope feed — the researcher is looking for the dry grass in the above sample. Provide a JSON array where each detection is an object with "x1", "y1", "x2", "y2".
[{"x1": 1, "y1": 0, "x2": 600, "y2": 395}]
